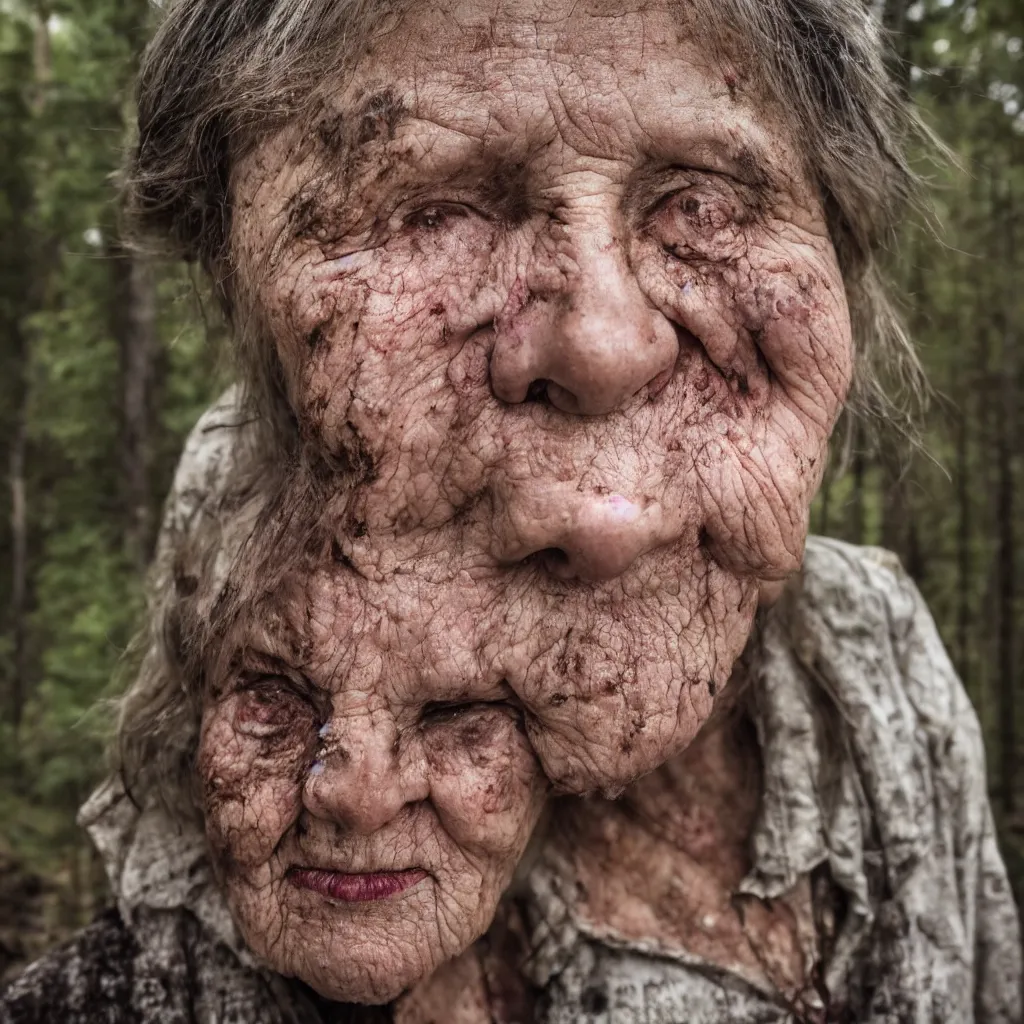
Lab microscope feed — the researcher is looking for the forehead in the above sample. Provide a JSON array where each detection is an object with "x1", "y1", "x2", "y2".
[
  {"x1": 229, "y1": 568, "x2": 494, "y2": 704},
  {"x1": 279, "y1": 0, "x2": 802, "y2": 194}
]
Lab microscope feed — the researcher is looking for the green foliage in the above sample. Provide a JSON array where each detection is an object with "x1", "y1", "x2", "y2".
[
  {"x1": 815, "y1": 0, "x2": 1024, "y2": 888},
  {"x1": 0, "y1": 0, "x2": 224, "y2": 923}
]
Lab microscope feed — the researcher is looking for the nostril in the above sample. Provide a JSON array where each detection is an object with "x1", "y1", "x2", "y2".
[
  {"x1": 525, "y1": 379, "x2": 550, "y2": 403},
  {"x1": 524, "y1": 547, "x2": 571, "y2": 573},
  {"x1": 541, "y1": 547, "x2": 570, "y2": 569}
]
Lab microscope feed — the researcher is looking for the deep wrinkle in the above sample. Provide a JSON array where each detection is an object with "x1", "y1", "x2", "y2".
[{"x1": 283, "y1": 112, "x2": 784, "y2": 257}]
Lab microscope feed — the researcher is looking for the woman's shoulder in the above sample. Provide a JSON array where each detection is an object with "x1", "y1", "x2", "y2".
[
  {"x1": 751, "y1": 538, "x2": 1022, "y2": 1020},
  {"x1": 0, "y1": 904, "x2": 303, "y2": 1024},
  {"x1": 152, "y1": 385, "x2": 253, "y2": 564},
  {"x1": 0, "y1": 909, "x2": 140, "y2": 1024},
  {"x1": 796, "y1": 534, "x2": 979, "y2": 746}
]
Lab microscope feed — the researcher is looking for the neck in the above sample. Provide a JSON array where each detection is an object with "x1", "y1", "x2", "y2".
[{"x1": 614, "y1": 689, "x2": 763, "y2": 884}]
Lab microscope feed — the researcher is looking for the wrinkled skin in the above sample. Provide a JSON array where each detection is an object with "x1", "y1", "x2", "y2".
[
  {"x1": 231, "y1": 0, "x2": 852, "y2": 795},
  {"x1": 197, "y1": 567, "x2": 548, "y2": 1004}
]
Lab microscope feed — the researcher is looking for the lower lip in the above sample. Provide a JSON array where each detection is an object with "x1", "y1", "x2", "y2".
[{"x1": 288, "y1": 867, "x2": 428, "y2": 903}]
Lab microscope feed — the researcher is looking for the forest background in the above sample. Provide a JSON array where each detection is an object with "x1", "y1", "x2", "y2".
[{"x1": 0, "y1": 0, "x2": 1022, "y2": 977}]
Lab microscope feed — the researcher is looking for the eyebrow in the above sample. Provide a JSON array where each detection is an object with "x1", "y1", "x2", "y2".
[
  {"x1": 290, "y1": 89, "x2": 782, "y2": 243},
  {"x1": 311, "y1": 87, "x2": 410, "y2": 156},
  {"x1": 288, "y1": 113, "x2": 537, "y2": 240}
]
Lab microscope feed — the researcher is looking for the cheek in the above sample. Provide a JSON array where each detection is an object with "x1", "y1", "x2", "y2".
[
  {"x1": 424, "y1": 715, "x2": 545, "y2": 864},
  {"x1": 198, "y1": 702, "x2": 310, "y2": 870},
  {"x1": 705, "y1": 247, "x2": 849, "y2": 573},
  {"x1": 256, "y1": 221, "x2": 506, "y2": 460},
  {"x1": 636, "y1": 228, "x2": 851, "y2": 576}
]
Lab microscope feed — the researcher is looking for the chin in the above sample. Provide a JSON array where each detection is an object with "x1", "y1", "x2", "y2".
[
  {"x1": 241, "y1": 908, "x2": 454, "y2": 1005},
  {"x1": 296, "y1": 951, "x2": 439, "y2": 1005}
]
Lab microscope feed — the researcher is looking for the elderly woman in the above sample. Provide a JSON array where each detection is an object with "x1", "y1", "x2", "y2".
[{"x1": 2, "y1": 0, "x2": 1022, "y2": 1021}]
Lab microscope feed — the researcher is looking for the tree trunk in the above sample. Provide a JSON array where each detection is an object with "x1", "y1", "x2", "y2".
[
  {"x1": 996, "y1": 184, "x2": 1017, "y2": 815},
  {"x1": 8, "y1": 406, "x2": 28, "y2": 731},
  {"x1": 6, "y1": 1, "x2": 53, "y2": 730},
  {"x1": 878, "y1": 0, "x2": 913, "y2": 91},
  {"x1": 850, "y1": 436, "x2": 867, "y2": 547},
  {"x1": 113, "y1": 250, "x2": 157, "y2": 574},
  {"x1": 817, "y1": 469, "x2": 832, "y2": 536},
  {"x1": 956, "y1": 405, "x2": 971, "y2": 679}
]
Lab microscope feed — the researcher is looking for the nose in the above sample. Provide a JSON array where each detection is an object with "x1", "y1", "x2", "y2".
[
  {"x1": 496, "y1": 487, "x2": 676, "y2": 583},
  {"x1": 490, "y1": 233, "x2": 678, "y2": 415},
  {"x1": 302, "y1": 704, "x2": 427, "y2": 835}
]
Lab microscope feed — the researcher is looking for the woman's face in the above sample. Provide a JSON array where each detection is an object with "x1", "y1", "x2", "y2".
[
  {"x1": 231, "y1": 0, "x2": 853, "y2": 794},
  {"x1": 197, "y1": 568, "x2": 547, "y2": 1004}
]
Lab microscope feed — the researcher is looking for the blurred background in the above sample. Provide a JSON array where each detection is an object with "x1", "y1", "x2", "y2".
[{"x1": 0, "y1": 0, "x2": 1022, "y2": 980}]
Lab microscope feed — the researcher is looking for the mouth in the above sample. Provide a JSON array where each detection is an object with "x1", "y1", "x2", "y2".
[{"x1": 288, "y1": 867, "x2": 429, "y2": 903}]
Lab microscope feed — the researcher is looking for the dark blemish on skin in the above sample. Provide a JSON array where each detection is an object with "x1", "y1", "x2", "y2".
[
  {"x1": 724, "y1": 70, "x2": 739, "y2": 102},
  {"x1": 734, "y1": 146, "x2": 772, "y2": 194},
  {"x1": 356, "y1": 88, "x2": 407, "y2": 146},
  {"x1": 315, "y1": 112, "x2": 346, "y2": 153},
  {"x1": 549, "y1": 693, "x2": 568, "y2": 706},
  {"x1": 449, "y1": 485, "x2": 486, "y2": 525},
  {"x1": 287, "y1": 191, "x2": 324, "y2": 241},
  {"x1": 307, "y1": 322, "x2": 328, "y2": 352},
  {"x1": 334, "y1": 422, "x2": 378, "y2": 483},
  {"x1": 555, "y1": 631, "x2": 573, "y2": 678},
  {"x1": 353, "y1": 520, "x2": 368, "y2": 538},
  {"x1": 708, "y1": 679, "x2": 717, "y2": 698},
  {"x1": 478, "y1": 157, "x2": 533, "y2": 225}
]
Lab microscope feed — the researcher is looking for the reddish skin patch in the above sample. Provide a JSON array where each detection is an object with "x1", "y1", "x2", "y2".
[{"x1": 555, "y1": 701, "x2": 820, "y2": 1008}]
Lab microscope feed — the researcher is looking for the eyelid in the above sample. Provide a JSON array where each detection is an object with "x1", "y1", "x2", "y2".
[
  {"x1": 396, "y1": 196, "x2": 487, "y2": 228},
  {"x1": 233, "y1": 659, "x2": 327, "y2": 715},
  {"x1": 653, "y1": 177, "x2": 732, "y2": 213},
  {"x1": 633, "y1": 166, "x2": 755, "y2": 221},
  {"x1": 420, "y1": 696, "x2": 522, "y2": 726}
]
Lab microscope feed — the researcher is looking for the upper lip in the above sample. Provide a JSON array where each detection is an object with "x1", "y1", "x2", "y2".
[{"x1": 288, "y1": 860, "x2": 426, "y2": 876}]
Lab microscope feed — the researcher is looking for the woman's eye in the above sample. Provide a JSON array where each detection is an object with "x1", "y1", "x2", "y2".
[
  {"x1": 420, "y1": 700, "x2": 519, "y2": 728},
  {"x1": 421, "y1": 701, "x2": 475, "y2": 726},
  {"x1": 403, "y1": 202, "x2": 471, "y2": 232},
  {"x1": 651, "y1": 184, "x2": 747, "y2": 259},
  {"x1": 234, "y1": 680, "x2": 314, "y2": 740}
]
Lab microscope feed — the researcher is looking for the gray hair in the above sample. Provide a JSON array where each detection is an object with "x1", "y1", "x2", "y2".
[{"x1": 117, "y1": 442, "x2": 338, "y2": 821}]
